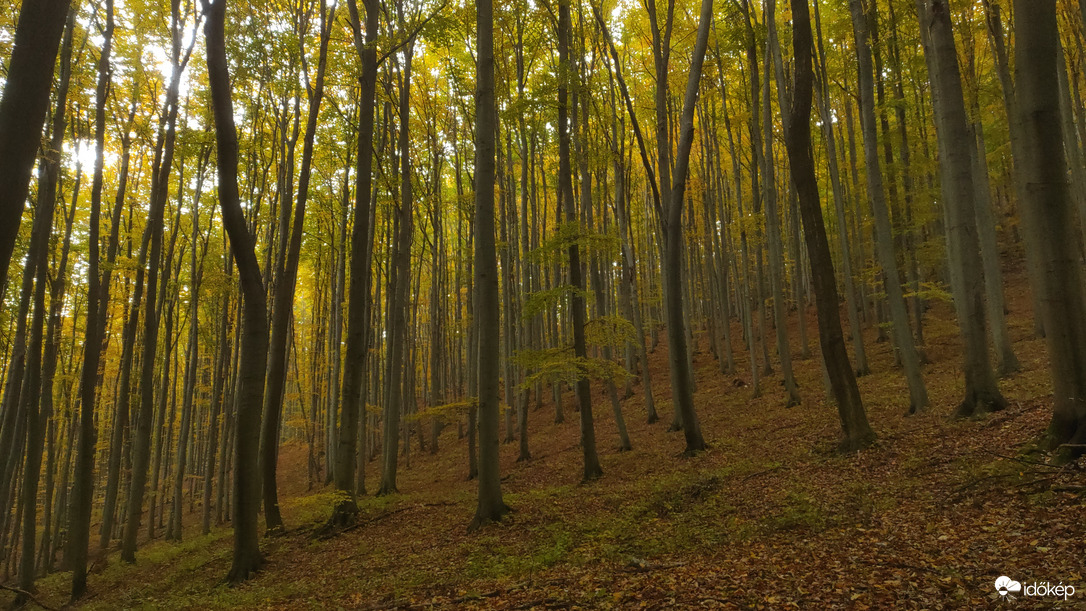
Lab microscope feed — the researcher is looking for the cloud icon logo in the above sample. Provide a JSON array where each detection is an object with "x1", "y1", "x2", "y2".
[{"x1": 995, "y1": 576, "x2": 1022, "y2": 597}]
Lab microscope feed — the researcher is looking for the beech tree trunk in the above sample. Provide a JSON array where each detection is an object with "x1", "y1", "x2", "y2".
[
  {"x1": 920, "y1": 0, "x2": 1007, "y2": 417},
  {"x1": 468, "y1": 0, "x2": 510, "y2": 530},
  {"x1": 1014, "y1": 0, "x2": 1086, "y2": 455},
  {"x1": 203, "y1": 0, "x2": 270, "y2": 582},
  {"x1": 787, "y1": 0, "x2": 876, "y2": 453},
  {"x1": 0, "y1": 0, "x2": 72, "y2": 292},
  {"x1": 850, "y1": 0, "x2": 928, "y2": 414}
]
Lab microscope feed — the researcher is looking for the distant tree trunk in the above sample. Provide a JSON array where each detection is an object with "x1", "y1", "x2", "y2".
[
  {"x1": 203, "y1": 0, "x2": 270, "y2": 583},
  {"x1": 469, "y1": 0, "x2": 510, "y2": 530},
  {"x1": 1013, "y1": 0, "x2": 1086, "y2": 455},
  {"x1": 813, "y1": 0, "x2": 868, "y2": 376},
  {"x1": 850, "y1": 0, "x2": 928, "y2": 414},
  {"x1": 329, "y1": 0, "x2": 378, "y2": 524},
  {"x1": 787, "y1": 0, "x2": 876, "y2": 453},
  {"x1": 920, "y1": 0, "x2": 1007, "y2": 417},
  {"x1": 377, "y1": 30, "x2": 415, "y2": 496},
  {"x1": 203, "y1": 264, "x2": 232, "y2": 535},
  {"x1": 98, "y1": 104, "x2": 138, "y2": 553},
  {"x1": 0, "y1": 0, "x2": 72, "y2": 292},
  {"x1": 121, "y1": 0, "x2": 187, "y2": 562}
]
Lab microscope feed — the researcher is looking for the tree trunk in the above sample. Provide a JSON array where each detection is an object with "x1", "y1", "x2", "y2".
[
  {"x1": 468, "y1": 0, "x2": 510, "y2": 530},
  {"x1": 1013, "y1": 0, "x2": 1086, "y2": 455},
  {"x1": 203, "y1": 0, "x2": 270, "y2": 582},
  {"x1": 0, "y1": 0, "x2": 72, "y2": 292},
  {"x1": 66, "y1": 0, "x2": 111, "y2": 597},
  {"x1": 850, "y1": 0, "x2": 928, "y2": 414},
  {"x1": 920, "y1": 0, "x2": 1007, "y2": 417},
  {"x1": 787, "y1": 0, "x2": 876, "y2": 453}
]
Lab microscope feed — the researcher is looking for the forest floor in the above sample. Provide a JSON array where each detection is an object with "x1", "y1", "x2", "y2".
[{"x1": 7, "y1": 266, "x2": 1086, "y2": 610}]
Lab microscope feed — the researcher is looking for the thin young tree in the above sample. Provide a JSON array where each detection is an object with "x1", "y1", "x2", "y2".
[{"x1": 66, "y1": 0, "x2": 113, "y2": 598}]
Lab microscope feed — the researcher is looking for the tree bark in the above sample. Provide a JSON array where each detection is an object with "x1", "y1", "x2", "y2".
[
  {"x1": 920, "y1": 0, "x2": 1006, "y2": 417},
  {"x1": 0, "y1": 0, "x2": 72, "y2": 292},
  {"x1": 468, "y1": 0, "x2": 510, "y2": 530},
  {"x1": 850, "y1": 0, "x2": 928, "y2": 414},
  {"x1": 1013, "y1": 0, "x2": 1086, "y2": 455},
  {"x1": 203, "y1": 0, "x2": 270, "y2": 582},
  {"x1": 787, "y1": 0, "x2": 876, "y2": 453}
]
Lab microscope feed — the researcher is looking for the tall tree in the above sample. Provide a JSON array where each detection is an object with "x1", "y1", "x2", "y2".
[
  {"x1": 261, "y1": 0, "x2": 335, "y2": 534},
  {"x1": 1014, "y1": 0, "x2": 1086, "y2": 454},
  {"x1": 66, "y1": 0, "x2": 113, "y2": 598},
  {"x1": 468, "y1": 0, "x2": 510, "y2": 531},
  {"x1": 920, "y1": 0, "x2": 1007, "y2": 417},
  {"x1": 203, "y1": 0, "x2": 271, "y2": 582},
  {"x1": 787, "y1": 0, "x2": 876, "y2": 452},
  {"x1": 0, "y1": 0, "x2": 73, "y2": 291},
  {"x1": 850, "y1": 0, "x2": 928, "y2": 414}
]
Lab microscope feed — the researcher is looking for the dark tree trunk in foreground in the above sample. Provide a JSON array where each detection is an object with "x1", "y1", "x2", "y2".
[
  {"x1": 0, "y1": 0, "x2": 72, "y2": 292},
  {"x1": 787, "y1": 0, "x2": 876, "y2": 453},
  {"x1": 203, "y1": 0, "x2": 270, "y2": 583},
  {"x1": 1013, "y1": 0, "x2": 1086, "y2": 456},
  {"x1": 468, "y1": 0, "x2": 510, "y2": 531}
]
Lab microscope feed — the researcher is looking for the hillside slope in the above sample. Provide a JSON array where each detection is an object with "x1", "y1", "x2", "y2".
[{"x1": 6, "y1": 269, "x2": 1084, "y2": 610}]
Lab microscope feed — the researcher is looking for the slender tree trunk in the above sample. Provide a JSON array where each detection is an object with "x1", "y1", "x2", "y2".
[
  {"x1": 203, "y1": 0, "x2": 270, "y2": 582},
  {"x1": 261, "y1": 0, "x2": 334, "y2": 534},
  {"x1": 850, "y1": 0, "x2": 928, "y2": 414},
  {"x1": 66, "y1": 0, "x2": 112, "y2": 597},
  {"x1": 787, "y1": 0, "x2": 876, "y2": 453},
  {"x1": 763, "y1": 0, "x2": 801, "y2": 407}
]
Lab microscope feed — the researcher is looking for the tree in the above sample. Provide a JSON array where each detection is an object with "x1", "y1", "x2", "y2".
[
  {"x1": 850, "y1": 0, "x2": 928, "y2": 414},
  {"x1": 468, "y1": 0, "x2": 510, "y2": 531},
  {"x1": 203, "y1": 0, "x2": 271, "y2": 582},
  {"x1": 262, "y1": 0, "x2": 335, "y2": 535},
  {"x1": 787, "y1": 0, "x2": 876, "y2": 453},
  {"x1": 1013, "y1": 0, "x2": 1086, "y2": 455},
  {"x1": 919, "y1": 0, "x2": 1006, "y2": 417},
  {"x1": 661, "y1": 0, "x2": 714, "y2": 453},
  {"x1": 67, "y1": 0, "x2": 113, "y2": 598},
  {"x1": 0, "y1": 0, "x2": 72, "y2": 292}
]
